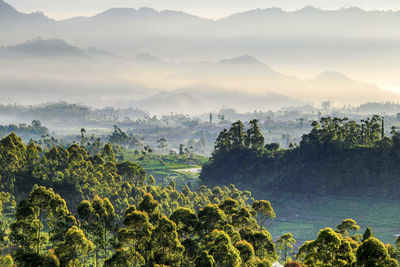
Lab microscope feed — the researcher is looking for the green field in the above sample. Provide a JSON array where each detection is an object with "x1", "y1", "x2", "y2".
[
  {"x1": 267, "y1": 194, "x2": 400, "y2": 247},
  {"x1": 123, "y1": 151, "x2": 207, "y2": 188}
]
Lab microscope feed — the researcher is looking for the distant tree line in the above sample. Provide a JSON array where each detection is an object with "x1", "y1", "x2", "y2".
[{"x1": 0, "y1": 120, "x2": 48, "y2": 139}]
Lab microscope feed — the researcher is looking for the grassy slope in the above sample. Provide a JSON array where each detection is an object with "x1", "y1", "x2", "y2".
[{"x1": 267, "y1": 194, "x2": 400, "y2": 247}]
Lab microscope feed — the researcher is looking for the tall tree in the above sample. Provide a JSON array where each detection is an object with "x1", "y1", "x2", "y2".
[
  {"x1": 276, "y1": 233, "x2": 296, "y2": 262},
  {"x1": 245, "y1": 119, "x2": 264, "y2": 150}
]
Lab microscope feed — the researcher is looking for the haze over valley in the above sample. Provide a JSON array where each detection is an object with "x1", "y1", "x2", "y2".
[{"x1": 1, "y1": 0, "x2": 400, "y2": 114}]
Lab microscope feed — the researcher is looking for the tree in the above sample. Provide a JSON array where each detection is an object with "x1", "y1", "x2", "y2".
[
  {"x1": 195, "y1": 250, "x2": 215, "y2": 267},
  {"x1": 284, "y1": 262, "x2": 302, "y2": 267},
  {"x1": 10, "y1": 186, "x2": 76, "y2": 258},
  {"x1": 109, "y1": 208, "x2": 152, "y2": 266},
  {"x1": 213, "y1": 129, "x2": 232, "y2": 154},
  {"x1": 229, "y1": 121, "x2": 246, "y2": 149},
  {"x1": 77, "y1": 196, "x2": 116, "y2": 265},
  {"x1": 169, "y1": 207, "x2": 198, "y2": 241},
  {"x1": 0, "y1": 254, "x2": 15, "y2": 267},
  {"x1": 297, "y1": 227, "x2": 355, "y2": 266},
  {"x1": 208, "y1": 230, "x2": 241, "y2": 267},
  {"x1": 276, "y1": 233, "x2": 296, "y2": 262},
  {"x1": 156, "y1": 138, "x2": 168, "y2": 152},
  {"x1": 138, "y1": 193, "x2": 160, "y2": 225},
  {"x1": 265, "y1": 143, "x2": 280, "y2": 151},
  {"x1": 0, "y1": 192, "x2": 10, "y2": 250},
  {"x1": 80, "y1": 128, "x2": 87, "y2": 146},
  {"x1": 104, "y1": 247, "x2": 144, "y2": 267},
  {"x1": 232, "y1": 207, "x2": 257, "y2": 230},
  {"x1": 198, "y1": 204, "x2": 226, "y2": 234},
  {"x1": 148, "y1": 216, "x2": 184, "y2": 266},
  {"x1": 235, "y1": 240, "x2": 255, "y2": 266},
  {"x1": 102, "y1": 143, "x2": 116, "y2": 163},
  {"x1": 240, "y1": 229, "x2": 276, "y2": 260},
  {"x1": 336, "y1": 218, "x2": 360, "y2": 237},
  {"x1": 117, "y1": 161, "x2": 146, "y2": 186},
  {"x1": 253, "y1": 257, "x2": 272, "y2": 267},
  {"x1": 219, "y1": 198, "x2": 239, "y2": 224},
  {"x1": 252, "y1": 200, "x2": 275, "y2": 227},
  {"x1": 246, "y1": 119, "x2": 264, "y2": 150},
  {"x1": 356, "y1": 237, "x2": 399, "y2": 267},
  {"x1": 55, "y1": 226, "x2": 94, "y2": 266},
  {"x1": 362, "y1": 226, "x2": 374, "y2": 241}
]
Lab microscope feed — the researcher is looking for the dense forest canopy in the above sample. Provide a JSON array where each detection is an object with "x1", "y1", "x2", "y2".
[
  {"x1": 201, "y1": 115, "x2": 400, "y2": 197},
  {"x1": 0, "y1": 132, "x2": 399, "y2": 266}
]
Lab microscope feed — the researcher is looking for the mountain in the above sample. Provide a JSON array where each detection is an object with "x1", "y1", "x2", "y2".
[
  {"x1": 304, "y1": 71, "x2": 399, "y2": 103},
  {"x1": 217, "y1": 55, "x2": 269, "y2": 68},
  {"x1": 0, "y1": 38, "x2": 114, "y2": 58},
  {"x1": 133, "y1": 85, "x2": 304, "y2": 114},
  {"x1": 0, "y1": 0, "x2": 19, "y2": 17},
  {"x1": 0, "y1": 0, "x2": 52, "y2": 22},
  {"x1": 2, "y1": 1, "x2": 400, "y2": 67},
  {"x1": 0, "y1": 38, "x2": 84, "y2": 57}
]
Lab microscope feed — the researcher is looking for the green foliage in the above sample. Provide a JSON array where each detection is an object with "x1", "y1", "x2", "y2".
[
  {"x1": 55, "y1": 226, "x2": 94, "y2": 266},
  {"x1": 0, "y1": 120, "x2": 48, "y2": 140},
  {"x1": 117, "y1": 161, "x2": 146, "y2": 186},
  {"x1": 0, "y1": 133, "x2": 398, "y2": 267},
  {"x1": 10, "y1": 186, "x2": 77, "y2": 257},
  {"x1": 297, "y1": 227, "x2": 356, "y2": 266},
  {"x1": 207, "y1": 230, "x2": 242, "y2": 267},
  {"x1": 336, "y1": 218, "x2": 360, "y2": 237},
  {"x1": 202, "y1": 116, "x2": 400, "y2": 197},
  {"x1": 235, "y1": 240, "x2": 255, "y2": 265},
  {"x1": 148, "y1": 216, "x2": 184, "y2": 266},
  {"x1": 109, "y1": 126, "x2": 141, "y2": 148},
  {"x1": 252, "y1": 200, "x2": 275, "y2": 227},
  {"x1": 356, "y1": 237, "x2": 399, "y2": 267},
  {"x1": 195, "y1": 250, "x2": 215, "y2": 267},
  {"x1": 0, "y1": 254, "x2": 15, "y2": 267},
  {"x1": 77, "y1": 195, "x2": 116, "y2": 264},
  {"x1": 276, "y1": 233, "x2": 296, "y2": 262},
  {"x1": 363, "y1": 226, "x2": 374, "y2": 241}
]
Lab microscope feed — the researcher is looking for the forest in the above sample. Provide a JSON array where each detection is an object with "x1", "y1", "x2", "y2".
[
  {"x1": 0, "y1": 127, "x2": 399, "y2": 266},
  {"x1": 201, "y1": 115, "x2": 400, "y2": 197}
]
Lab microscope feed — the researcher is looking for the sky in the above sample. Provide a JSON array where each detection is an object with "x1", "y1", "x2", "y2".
[{"x1": 8, "y1": 0, "x2": 400, "y2": 20}]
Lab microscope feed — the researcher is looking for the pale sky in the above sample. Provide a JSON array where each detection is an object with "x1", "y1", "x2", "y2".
[{"x1": 7, "y1": 0, "x2": 400, "y2": 20}]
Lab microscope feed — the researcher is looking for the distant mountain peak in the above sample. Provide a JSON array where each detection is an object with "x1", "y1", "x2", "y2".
[
  {"x1": 94, "y1": 7, "x2": 161, "y2": 19},
  {"x1": 218, "y1": 55, "x2": 264, "y2": 65},
  {"x1": 315, "y1": 71, "x2": 351, "y2": 82},
  {"x1": 135, "y1": 53, "x2": 161, "y2": 62},
  {"x1": 297, "y1": 6, "x2": 321, "y2": 13},
  {"x1": 0, "y1": 0, "x2": 19, "y2": 16}
]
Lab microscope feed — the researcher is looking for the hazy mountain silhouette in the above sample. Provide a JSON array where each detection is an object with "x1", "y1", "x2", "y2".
[
  {"x1": 0, "y1": 38, "x2": 113, "y2": 58},
  {"x1": 2, "y1": 0, "x2": 400, "y2": 112},
  {"x1": 133, "y1": 85, "x2": 304, "y2": 114},
  {"x1": 0, "y1": 0, "x2": 52, "y2": 22},
  {"x1": 2, "y1": 0, "x2": 400, "y2": 69}
]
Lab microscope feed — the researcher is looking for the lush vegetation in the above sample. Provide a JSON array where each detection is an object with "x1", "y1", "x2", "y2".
[
  {"x1": 0, "y1": 130, "x2": 400, "y2": 266},
  {"x1": 0, "y1": 133, "x2": 277, "y2": 266},
  {"x1": 201, "y1": 116, "x2": 400, "y2": 197},
  {"x1": 0, "y1": 120, "x2": 48, "y2": 140}
]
